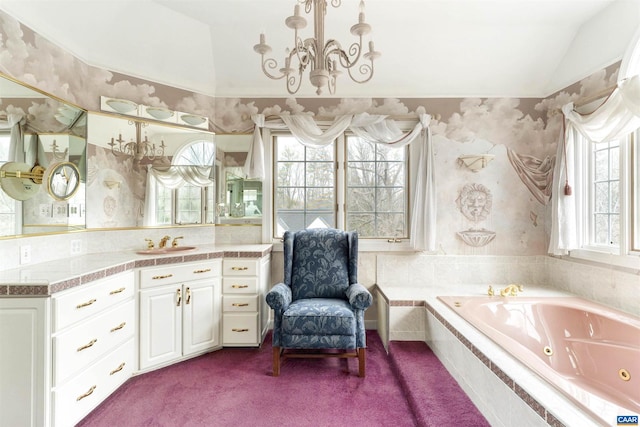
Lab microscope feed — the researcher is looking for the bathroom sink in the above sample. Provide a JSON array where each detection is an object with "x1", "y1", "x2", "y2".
[{"x1": 136, "y1": 246, "x2": 197, "y2": 255}]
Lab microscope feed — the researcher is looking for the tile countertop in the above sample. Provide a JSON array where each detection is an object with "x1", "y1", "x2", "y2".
[{"x1": 0, "y1": 244, "x2": 272, "y2": 297}]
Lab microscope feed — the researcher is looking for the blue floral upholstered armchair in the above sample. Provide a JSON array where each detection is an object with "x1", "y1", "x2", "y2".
[{"x1": 266, "y1": 228, "x2": 373, "y2": 377}]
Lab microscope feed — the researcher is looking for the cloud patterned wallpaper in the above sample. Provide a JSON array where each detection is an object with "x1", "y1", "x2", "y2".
[{"x1": 0, "y1": 11, "x2": 621, "y2": 254}]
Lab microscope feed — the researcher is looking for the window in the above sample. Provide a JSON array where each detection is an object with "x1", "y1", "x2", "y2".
[
  {"x1": 154, "y1": 140, "x2": 215, "y2": 226},
  {"x1": 574, "y1": 128, "x2": 639, "y2": 265},
  {"x1": 272, "y1": 133, "x2": 409, "y2": 240}
]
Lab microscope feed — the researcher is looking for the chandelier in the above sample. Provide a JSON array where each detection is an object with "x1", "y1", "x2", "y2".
[
  {"x1": 253, "y1": 0, "x2": 381, "y2": 95},
  {"x1": 108, "y1": 121, "x2": 166, "y2": 163}
]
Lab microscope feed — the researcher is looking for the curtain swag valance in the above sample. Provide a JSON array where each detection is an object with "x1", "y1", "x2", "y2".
[
  {"x1": 548, "y1": 74, "x2": 640, "y2": 255},
  {"x1": 246, "y1": 112, "x2": 436, "y2": 251}
]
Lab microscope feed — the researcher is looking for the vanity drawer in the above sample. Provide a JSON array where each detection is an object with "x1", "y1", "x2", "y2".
[
  {"x1": 53, "y1": 338, "x2": 135, "y2": 427},
  {"x1": 223, "y1": 295, "x2": 258, "y2": 312},
  {"x1": 53, "y1": 299, "x2": 135, "y2": 386},
  {"x1": 223, "y1": 313, "x2": 259, "y2": 345},
  {"x1": 53, "y1": 271, "x2": 134, "y2": 331},
  {"x1": 222, "y1": 259, "x2": 258, "y2": 276},
  {"x1": 139, "y1": 260, "x2": 221, "y2": 288},
  {"x1": 222, "y1": 277, "x2": 257, "y2": 294}
]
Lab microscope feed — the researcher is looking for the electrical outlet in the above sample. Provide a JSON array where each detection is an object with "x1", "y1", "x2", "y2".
[
  {"x1": 70, "y1": 239, "x2": 82, "y2": 255},
  {"x1": 20, "y1": 245, "x2": 31, "y2": 264}
]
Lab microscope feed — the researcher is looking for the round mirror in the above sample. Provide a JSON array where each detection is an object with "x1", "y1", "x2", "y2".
[{"x1": 45, "y1": 161, "x2": 80, "y2": 201}]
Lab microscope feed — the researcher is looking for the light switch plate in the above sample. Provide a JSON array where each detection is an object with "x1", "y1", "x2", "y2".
[{"x1": 20, "y1": 245, "x2": 31, "y2": 264}]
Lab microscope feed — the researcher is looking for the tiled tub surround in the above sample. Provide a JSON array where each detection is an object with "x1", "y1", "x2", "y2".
[
  {"x1": 0, "y1": 244, "x2": 272, "y2": 296},
  {"x1": 378, "y1": 285, "x2": 622, "y2": 427}
]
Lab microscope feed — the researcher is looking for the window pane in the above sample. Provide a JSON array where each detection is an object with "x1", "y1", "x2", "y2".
[
  {"x1": 347, "y1": 161, "x2": 375, "y2": 186},
  {"x1": 609, "y1": 145, "x2": 619, "y2": 179},
  {"x1": 594, "y1": 149, "x2": 608, "y2": 181},
  {"x1": 610, "y1": 214, "x2": 620, "y2": 246},
  {"x1": 307, "y1": 162, "x2": 334, "y2": 187},
  {"x1": 594, "y1": 182, "x2": 609, "y2": 213},
  {"x1": 277, "y1": 138, "x2": 305, "y2": 161},
  {"x1": 376, "y1": 187, "x2": 405, "y2": 212},
  {"x1": 347, "y1": 187, "x2": 375, "y2": 212},
  {"x1": 376, "y1": 161, "x2": 405, "y2": 187},
  {"x1": 593, "y1": 214, "x2": 609, "y2": 245},
  {"x1": 276, "y1": 187, "x2": 305, "y2": 209},
  {"x1": 347, "y1": 213, "x2": 375, "y2": 235},
  {"x1": 277, "y1": 162, "x2": 305, "y2": 187},
  {"x1": 307, "y1": 188, "x2": 334, "y2": 210}
]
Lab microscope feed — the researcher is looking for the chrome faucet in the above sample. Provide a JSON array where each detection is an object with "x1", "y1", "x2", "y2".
[
  {"x1": 159, "y1": 235, "x2": 171, "y2": 249},
  {"x1": 499, "y1": 284, "x2": 523, "y2": 297},
  {"x1": 172, "y1": 236, "x2": 184, "y2": 247}
]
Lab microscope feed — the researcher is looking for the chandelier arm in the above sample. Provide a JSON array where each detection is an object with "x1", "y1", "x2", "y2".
[
  {"x1": 261, "y1": 57, "x2": 288, "y2": 80},
  {"x1": 286, "y1": 70, "x2": 304, "y2": 95},
  {"x1": 346, "y1": 60, "x2": 374, "y2": 84},
  {"x1": 324, "y1": 39, "x2": 363, "y2": 69}
]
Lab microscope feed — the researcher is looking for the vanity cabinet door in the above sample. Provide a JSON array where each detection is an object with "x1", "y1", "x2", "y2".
[
  {"x1": 182, "y1": 279, "x2": 221, "y2": 356},
  {"x1": 139, "y1": 285, "x2": 182, "y2": 370}
]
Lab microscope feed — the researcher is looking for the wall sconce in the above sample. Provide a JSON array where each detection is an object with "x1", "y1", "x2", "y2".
[
  {"x1": 103, "y1": 179, "x2": 121, "y2": 189},
  {"x1": 457, "y1": 154, "x2": 495, "y2": 172}
]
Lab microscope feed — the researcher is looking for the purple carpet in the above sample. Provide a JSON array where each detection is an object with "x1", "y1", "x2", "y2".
[
  {"x1": 388, "y1": 340, "x2": 490, "y2": 427},
  {"x1": 77, "y1": 332, "x2": 488, "y2": 427}
]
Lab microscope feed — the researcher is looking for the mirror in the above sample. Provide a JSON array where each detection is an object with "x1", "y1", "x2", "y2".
[
  {"x1": 0, "y1": 73, "x2": 87, "y2": 237},
  {"x1": 215, "y1": 134, "x2": 262, "y2": 225},
  {"x1": 86, "y1": 112, "x2": 217, "y2": 229}
]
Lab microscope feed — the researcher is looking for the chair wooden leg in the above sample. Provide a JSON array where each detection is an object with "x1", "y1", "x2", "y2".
[
  {"x1": 272, "y1": 346, "x2": 281, "y2": 377},
  {"x1": 358, "y1": 348, "x2": 366, "y2": 378}
]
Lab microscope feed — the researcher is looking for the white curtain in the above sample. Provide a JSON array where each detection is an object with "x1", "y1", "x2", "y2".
[
  {"x1": 0, "y1": 113, "x2": 25, "y2": 162},
  {"x1": 143, "y1": 165, "x2": 213, "y2": 226},
  {"x1": 548, "y1": 74, "x2": 640, "y2": 255},
  {"x1": 249, "y1": 112, "x2": 436, "y2": 251}
]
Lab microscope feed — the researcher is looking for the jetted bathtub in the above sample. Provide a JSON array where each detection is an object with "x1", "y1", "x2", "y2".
[{"x1": 437, "y1": 295, "x2": 640, "y2": 424}]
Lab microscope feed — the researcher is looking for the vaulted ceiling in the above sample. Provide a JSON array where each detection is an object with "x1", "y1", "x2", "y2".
[{"x1": 1, "y1": 0, "x2": 638, "y2": 98}]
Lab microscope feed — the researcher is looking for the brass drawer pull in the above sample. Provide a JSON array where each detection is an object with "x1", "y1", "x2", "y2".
[
  {"x1": 193, "y1": 268, "x2": 211, "y2": 274},
  {"x1": 109, "y1": 287, "x2": 126, "y2": 295},
  {"x1": 76, "y1": 385, "x2": 96, "y2": 401},
  {"x1": 232, "y1": 328, "x2": 249, "y2": 332},
  {"x1": 232, "y1": 303, "x2": 250, "y2": 307},
  {"x1": 77, "y1": 339, "x2": 97, "y2": 352},
  {"x1": 231, "y1": 266, "x2": 249, "y2": 271},
  {"x1": 110, "y1": 362, "x2": 126, "y2": 375},
  {"x1": 152, "y1": 274, "x2": 174, "y2": 280},
  {"x1": 176, "y1": 288, "x2": 182, "y2": 306},
  {"x1": 231, "y1": 285, "x2": 249, "y2": 289},
  {"x1": 76, "y1": 298, "x2": 97, "y2": 309},
  {"x1": 110, "y1": 322, "x2": 126, "y2": 332},
  {"x1": 186, "y1": 287, "x2": 191, "y2": 305}
]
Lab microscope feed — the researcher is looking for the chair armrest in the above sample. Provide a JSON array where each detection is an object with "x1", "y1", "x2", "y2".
[
  {"x1": 345, "y1": 283, "x2": 372, "y2": 310},
  {"x1": 266, "y1": 283, "x2": 292, "y2": 311}
]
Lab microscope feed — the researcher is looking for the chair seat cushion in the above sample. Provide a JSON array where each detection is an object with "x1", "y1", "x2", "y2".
[{"x1": 282, "y1": 298, "x2": 356, "y2": 337}]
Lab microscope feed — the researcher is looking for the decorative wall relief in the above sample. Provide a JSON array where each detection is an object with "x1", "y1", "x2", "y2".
[{"x1": 456, "y1": 183, "x2": 496, "y2": 247}]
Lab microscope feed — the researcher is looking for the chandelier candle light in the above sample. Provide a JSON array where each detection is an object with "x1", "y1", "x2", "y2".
[{"x1": 254, "y1": 0, "x2": 381, "y2": 95}]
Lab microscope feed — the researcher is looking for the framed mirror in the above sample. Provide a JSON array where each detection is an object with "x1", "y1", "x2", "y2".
[
  {"x1": 215, "y1": 134, "x2": 262, "y2": 225},
  {"x1": 0, "y1": 73, "x2": 87, "y2": 237}
]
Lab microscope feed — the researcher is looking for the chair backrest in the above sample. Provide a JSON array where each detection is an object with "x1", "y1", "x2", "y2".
[{"x1": 283, "y1": 228, "x2": 358, "y2": 301}]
